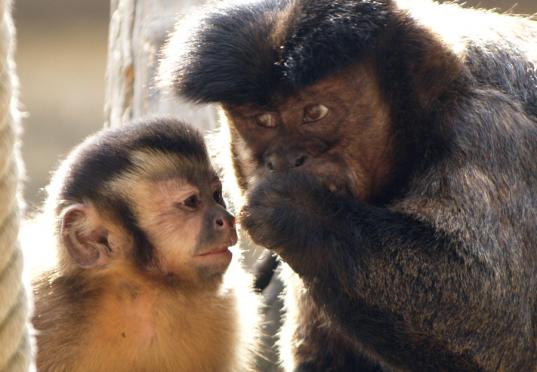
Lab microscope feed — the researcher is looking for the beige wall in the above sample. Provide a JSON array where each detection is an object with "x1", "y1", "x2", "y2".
[
  {"x1": 464, "y1": 0, "x2": 535, "y2": 13},
  {"x1": 14, "y1": 0, "x2": 537, "y2": 211},
  {"x1": 15, "y1": 0, "x2": 109, "y2": 210}
]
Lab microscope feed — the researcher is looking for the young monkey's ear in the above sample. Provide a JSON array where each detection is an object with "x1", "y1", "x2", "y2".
[{"x1": 61, "y1": 204, "x2": 111, "y2": 268}]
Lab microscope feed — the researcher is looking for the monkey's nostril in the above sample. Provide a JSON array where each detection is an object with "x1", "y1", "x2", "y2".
[
  {"x1": 294, "y1": 155, "x2": 307, "y2": 167},
  {"x1": 266, "y1": 160, "x2": 274, "y2": 171},
  {"x1": 216, "y1": 218, "x2": 224, "y2": 227}
]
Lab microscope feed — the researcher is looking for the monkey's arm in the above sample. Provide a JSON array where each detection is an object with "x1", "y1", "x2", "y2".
[{"x1": 241, "y1": 172, "x2": 525, "y2": 371}]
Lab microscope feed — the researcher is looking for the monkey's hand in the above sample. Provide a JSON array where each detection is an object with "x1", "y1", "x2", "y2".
[{"x1": 240, "y1": 171, "x2": 339, "y2": 266}]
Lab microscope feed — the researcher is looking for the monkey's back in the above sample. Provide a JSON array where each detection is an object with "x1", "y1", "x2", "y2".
[{"x1": 403, "y1": 0, "x2": 537, "y2": 117}]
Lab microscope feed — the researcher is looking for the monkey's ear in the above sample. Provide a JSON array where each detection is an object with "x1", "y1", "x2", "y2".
[
  {"x1": 61, "y1": 204, "x2": 111, "y2": 269},
  {"x1": 412, "y1": 45, "x2": 462, "y2": 108}
]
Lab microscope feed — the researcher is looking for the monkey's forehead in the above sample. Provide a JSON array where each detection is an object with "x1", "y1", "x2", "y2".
[
  {"x1": 106, "y1": 167, "x2": 219, "y2": 202},
  {"x1": 160, "y1": 0, "x2": 393, "y2": 106},
  {"x1": 128, "y1": 149, "x2": 215, "y2": 180},
  {"x1": 81, "y1": 149, "x2": 217, "y2": 201}
]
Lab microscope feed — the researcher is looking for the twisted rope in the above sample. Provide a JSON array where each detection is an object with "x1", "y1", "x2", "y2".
[{"x1": 0, "y1": 0, "x2": 32, "y2": 371}]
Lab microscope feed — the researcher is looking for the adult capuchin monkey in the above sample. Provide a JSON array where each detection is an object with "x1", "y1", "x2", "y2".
[
  {"x1": 30, "y1": 119, "x2": 260, "y2": 372},
  {"x1": 160, "y1": 0, "x2": 537, "y2": 371}
]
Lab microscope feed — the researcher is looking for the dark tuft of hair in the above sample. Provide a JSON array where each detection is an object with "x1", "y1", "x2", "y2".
[
  {"x1": 162, "y1": 0, "x2": 392, "y2": 106},
  {"x1": 58, "y1": 118, "x2": 208, "y2": 203}
]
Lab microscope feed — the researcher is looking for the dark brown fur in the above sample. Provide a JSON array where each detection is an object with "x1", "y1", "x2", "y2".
[{"x1": 161, "y1": 1, "x2": 537, "y2": 370}]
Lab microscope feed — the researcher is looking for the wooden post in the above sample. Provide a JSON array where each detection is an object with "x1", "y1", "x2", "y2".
[{"x1": 105, "y1": 0, "x2": 217, "y2": 131}]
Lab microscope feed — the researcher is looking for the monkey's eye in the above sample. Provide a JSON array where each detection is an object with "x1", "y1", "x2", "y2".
[
  {"x1": 213, "y1": 189, "x2": 225, "y2": 206},
  {"x1": 181, "y1": 194, "x2": 201, "y2": 211},
  {"x1": 303, "y1": 104, "x2": 329, "y2": 123},
  {"x1": 255, "y1": 113, "x2": 277, "y2": 128}
]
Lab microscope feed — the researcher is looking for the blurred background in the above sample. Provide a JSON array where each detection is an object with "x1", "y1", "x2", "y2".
[
  {"x1": 15, "y1": 0, "x2": 108, "y2": 211},
  {"x1": 14, "y1": 0, "x2": 537, "y2": 212}
]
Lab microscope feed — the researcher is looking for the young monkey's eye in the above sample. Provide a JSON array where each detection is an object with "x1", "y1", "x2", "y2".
[
  {"x1": 255, "y1": 113, "x2": 278, "y2": 128},
  {"x1": 303, "y1": 104, "x2": 329, "y2": 123},
  {"x1": 181, "y1": 194, "x2": 201, "y2": 211},
  {"x1": 213, "y1": 189, "x2": 225, "y2": 206}
]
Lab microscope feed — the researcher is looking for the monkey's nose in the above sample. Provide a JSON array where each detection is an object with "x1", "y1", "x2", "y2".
[
  {"x1": 215, "y1": 214, "x2": 235, "y2": 230},
  {"x1": 293, "y1": 154, "x2": 307, "y2": 167},
  {"x1": 265, "y1": 152, "x2": 308, "y2": 171}
]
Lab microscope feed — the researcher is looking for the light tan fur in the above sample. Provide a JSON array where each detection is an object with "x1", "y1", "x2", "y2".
[{"x1": 34, "y1": 265, "x2": 251, "y2": 372}]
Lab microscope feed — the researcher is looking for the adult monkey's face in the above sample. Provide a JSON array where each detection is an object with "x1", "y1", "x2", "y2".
[{"x1": 223, "y1": 64, "x2": 395, "y2": 202}]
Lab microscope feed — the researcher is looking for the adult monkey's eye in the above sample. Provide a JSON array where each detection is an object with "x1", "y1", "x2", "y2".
[
  {"x1": 303, "y1": 104, "x2": 329, "y2": 123},
  {"x1": 181, "y1": 194, "x2": 201, "y2": 211},
  {"x1": 255, "y1": 113, "x2": 278, "y2": 128}
]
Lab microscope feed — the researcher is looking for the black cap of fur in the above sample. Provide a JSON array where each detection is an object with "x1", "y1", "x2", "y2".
[
  {"x1": 164, "y1": 0, "x2": 392, "y2": 106},
  {"x1": 59, "y1": 118, "x2": 208, "y2": 204}
]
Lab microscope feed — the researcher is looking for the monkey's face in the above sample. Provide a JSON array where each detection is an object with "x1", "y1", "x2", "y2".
[
  {"x1": 224, "y1": 64, "x2": 394, "y2": 201},
  {"x1": 60, "y1": 174, "x2": 237, "y2": 286},
  {"x1": 133, "y1": 176, "x2": 238, "y2": 282}
]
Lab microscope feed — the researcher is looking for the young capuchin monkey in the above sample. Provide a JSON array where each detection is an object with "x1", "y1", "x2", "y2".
[{"x1": 30, "y1": 119, "x2": 260, "y2": 372}]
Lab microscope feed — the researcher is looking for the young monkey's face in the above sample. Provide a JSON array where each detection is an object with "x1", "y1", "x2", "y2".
[
  {"x1": 134, "y1": 175, "x2": 238, "y2": 282},
  {"x1": 60, "y1": 174, "x2": 237, "y2": 286},
  {"x1": 57, "y1": 122, "x2": 238, "y2": 289}
]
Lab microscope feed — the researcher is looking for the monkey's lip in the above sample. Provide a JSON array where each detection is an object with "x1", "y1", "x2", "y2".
[{"x1": 195, "y1": 246, "x2": 232, "y2": 257}]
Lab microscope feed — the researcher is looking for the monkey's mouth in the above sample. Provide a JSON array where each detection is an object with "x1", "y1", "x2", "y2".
[
  {"x1": 196, "y1": 246, "x2": 231, "y2": 257},
  {"x1": 194, "y1": 246, "x2": 233, "y2": 269},
  {"x1": 194, "y1": 244, "x2": 234, "y2": 267}
]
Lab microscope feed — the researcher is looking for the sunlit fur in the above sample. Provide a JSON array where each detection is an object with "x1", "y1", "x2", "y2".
[{"x1": 28, "y1": 119, "x2": 260, "y2": 372}]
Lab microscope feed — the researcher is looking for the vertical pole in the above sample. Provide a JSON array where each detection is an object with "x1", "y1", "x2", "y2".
[{"x1": 104, "y1": 0, "x2": 216, "y2": 130}]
